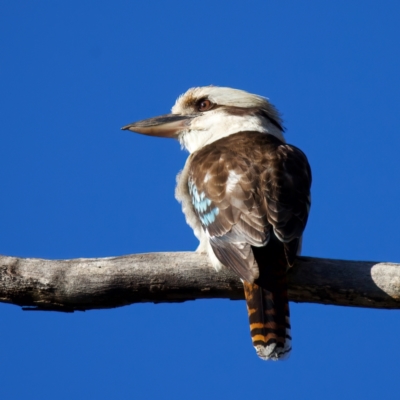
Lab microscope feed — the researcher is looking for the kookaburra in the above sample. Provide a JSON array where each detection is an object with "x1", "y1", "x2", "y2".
[{"x1": 122, "y1": 86, "x2": 312, "y2": 360}]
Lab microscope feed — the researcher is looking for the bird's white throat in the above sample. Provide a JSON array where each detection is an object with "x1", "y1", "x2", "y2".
[{"x1": 178, "y1": 112, "x2": 284, "y2": 153}]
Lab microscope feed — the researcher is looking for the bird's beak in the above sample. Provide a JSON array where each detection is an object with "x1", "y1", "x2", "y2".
[{"x1": 121, "y1": 114, "x2": 195, "y2": 138}]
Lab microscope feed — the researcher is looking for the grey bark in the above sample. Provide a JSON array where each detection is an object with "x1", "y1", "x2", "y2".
[{"x1": 0, "y1": 252, "x2": 399, "y2": 312}]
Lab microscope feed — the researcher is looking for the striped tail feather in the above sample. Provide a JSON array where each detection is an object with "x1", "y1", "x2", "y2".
[{"x1": 243, "y1": 256, "x2": 292, "y2": 360}]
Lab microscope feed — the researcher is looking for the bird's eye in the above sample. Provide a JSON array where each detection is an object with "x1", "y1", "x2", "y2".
[{"x1": 198, "y1": 99, "x2": 213, "y2": 112}]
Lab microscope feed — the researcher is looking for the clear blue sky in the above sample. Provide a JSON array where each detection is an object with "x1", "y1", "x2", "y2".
[{"x1": 1, "y1": 1, "x2": 400, "y2": 399}]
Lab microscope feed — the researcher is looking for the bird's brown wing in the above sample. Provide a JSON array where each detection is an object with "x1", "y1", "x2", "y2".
[
  {"x1": 189, "y1": 136, "x2": 268, "y2": 282},
  {"x1": 188, "y1": 131, "x2": 311, "y2": 281}
]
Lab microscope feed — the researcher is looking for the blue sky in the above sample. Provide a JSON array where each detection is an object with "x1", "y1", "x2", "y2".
[{"x1": 1, "y1": 1, "x2": 400, "y2": 399}]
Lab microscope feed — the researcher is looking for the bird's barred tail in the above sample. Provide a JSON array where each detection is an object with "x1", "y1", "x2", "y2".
[{"x1": 243, "y1": 270, "x2": 291, "y2": 361}]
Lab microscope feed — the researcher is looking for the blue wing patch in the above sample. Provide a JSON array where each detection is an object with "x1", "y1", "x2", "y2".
[{"x1": 188, "y1": 179, "x2": 219, "y2": 227}]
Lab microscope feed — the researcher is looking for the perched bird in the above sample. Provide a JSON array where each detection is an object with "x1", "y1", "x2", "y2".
[{"x1": 122, "y1": 86, "x2": 312, "y2": 360}]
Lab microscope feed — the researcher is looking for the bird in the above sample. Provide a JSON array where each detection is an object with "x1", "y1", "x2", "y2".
[{"x1": 122, "y1": 86, "x2": 312, "y2": 361}]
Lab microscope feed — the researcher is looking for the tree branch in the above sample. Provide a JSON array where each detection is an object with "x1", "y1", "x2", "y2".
[{"x1": 0, "y1": 252, "x2": 399, "y2": 312}]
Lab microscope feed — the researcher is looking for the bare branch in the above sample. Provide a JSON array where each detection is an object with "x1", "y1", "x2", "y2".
[{"x1": 0, "y1": 252, "x2": 399, "y2": 312}]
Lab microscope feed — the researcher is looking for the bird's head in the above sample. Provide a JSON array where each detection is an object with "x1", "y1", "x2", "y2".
[{"x1": 122, "y1": 86, "x2": 284, "y2": 153}]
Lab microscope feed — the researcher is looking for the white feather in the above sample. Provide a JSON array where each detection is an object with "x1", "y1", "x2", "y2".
[{"x1": 170, "y1": 86, "x2": 285, "y2": 154}]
